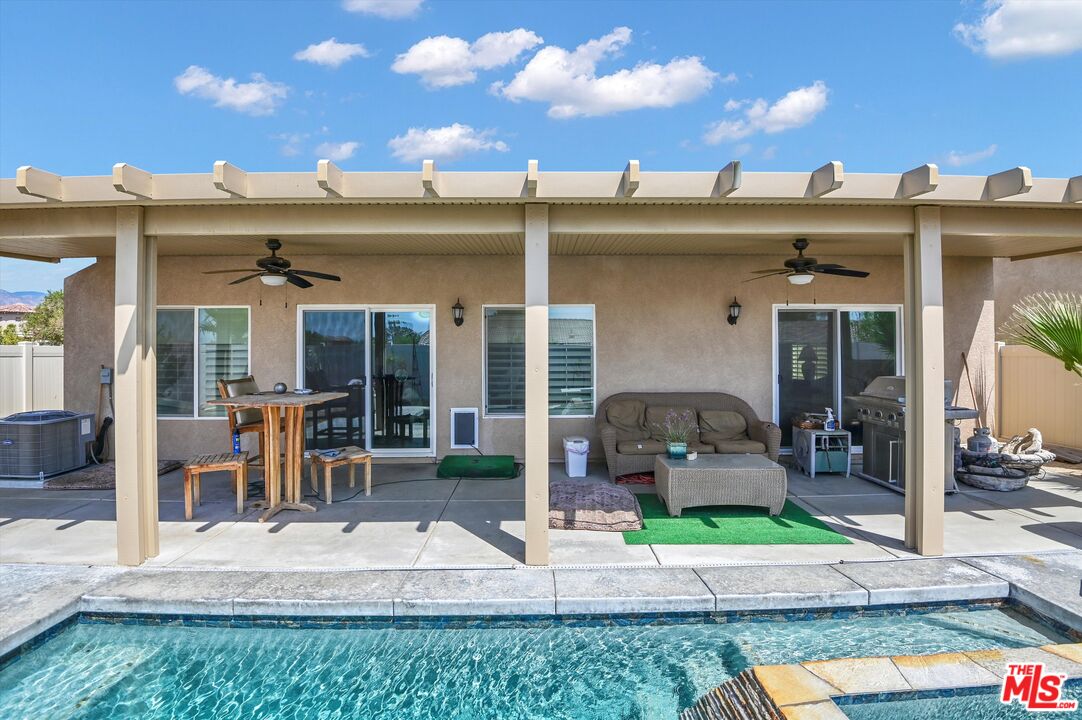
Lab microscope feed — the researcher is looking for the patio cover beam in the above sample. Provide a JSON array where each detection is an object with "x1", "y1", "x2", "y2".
[
  {"x1": 903, "y1": 206, "x2": 945, "y2": 556},
  {"x1": 524, "y1": 203, "x2": 550, "y2": 566},
  {"x1": 114, "y1": 206, "x2": 159, "y2": 565}
]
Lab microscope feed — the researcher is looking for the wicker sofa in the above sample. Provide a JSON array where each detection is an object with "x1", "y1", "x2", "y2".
[{"x1": 596, "y1": 392, "x2": 782, "y2": 482}]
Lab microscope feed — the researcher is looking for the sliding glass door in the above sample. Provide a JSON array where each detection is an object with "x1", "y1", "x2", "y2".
[
  {"x1": 775, "y1": 306, "x2": 901, "y2": 449},
  {"x1": 370, "y1": 310, "x2": 432, "y2": 450},
  {"x1": 300, "y1": 309, "x2": 367, "y2": 450},
  {"x1": 298, "y1": 306, "x2": 434, "y2": 455}
]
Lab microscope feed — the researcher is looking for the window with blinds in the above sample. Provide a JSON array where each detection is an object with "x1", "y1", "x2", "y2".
[
  {"x1": 156, "y1": 307, "x2": 250, "y2": 418},
  {"x1": 484, "y1": 306, "x2": 595, "y2": 416}
]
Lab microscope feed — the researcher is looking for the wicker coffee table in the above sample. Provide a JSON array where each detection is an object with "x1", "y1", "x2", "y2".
[{"x1": 654, "y1": 454, "x2": 787, "y2": 517}]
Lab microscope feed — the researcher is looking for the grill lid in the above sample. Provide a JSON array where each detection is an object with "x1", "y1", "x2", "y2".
[
  {"x1": 856, "y1": 376, "x2": 955, "y2": 407},
  {"x1": 859, "y1": 376, "x2": 906, "y2": 403}
]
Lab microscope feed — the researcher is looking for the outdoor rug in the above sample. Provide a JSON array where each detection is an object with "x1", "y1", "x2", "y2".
[
  {"x1": 43, "y1": 459, "x2": 183, "y2": 490},
  {"x1": 615, "y1": 472, "x2": 655, "y2": 485},
  {"x1": 623, "y1": 495, "x2": 852, "y2": 545},
  {"x1": 437, "y1": 454, "x2": 519, "y2": 479},
  {"x1": 549, "y1": 480, "x2": 642, "y2": 531}
]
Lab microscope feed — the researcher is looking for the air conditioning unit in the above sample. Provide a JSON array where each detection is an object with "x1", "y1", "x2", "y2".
[
  {"x1": 0, "y1": 410, "x2": 95, "y2": 480},
  {"x1": 449, "y1": 408, "x2": 479, "y2": 449}
]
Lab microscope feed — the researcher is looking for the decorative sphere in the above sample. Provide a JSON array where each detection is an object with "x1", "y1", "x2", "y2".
[{"x1": 273, "y1": 382, "x2": 287, "y2": 394}]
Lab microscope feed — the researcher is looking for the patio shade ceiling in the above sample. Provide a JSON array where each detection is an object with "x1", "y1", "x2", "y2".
[{"x1": 1, "y1": 160, "x2": 1079, "y2": 261}]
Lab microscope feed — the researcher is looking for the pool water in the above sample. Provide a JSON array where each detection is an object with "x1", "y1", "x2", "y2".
[
  {"x1": 841, "y1": 683, "x2": 1082, "y2": 719},
  {"x1": 0, "y1": 608, "x2": 1069, "y2": 720}
]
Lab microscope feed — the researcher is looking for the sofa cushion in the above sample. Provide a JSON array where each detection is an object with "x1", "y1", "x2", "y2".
[
  {"x1": 645, "y1": 406, "x2": 698, "y2": 442},
  {"x1": 617, "y1": 439, "x2": 667, "y2": 455},
  {"x1": 699, "y1": 410, "x2": 748, "y2": 441},
  {"x1": 712, "y1": 439, "x2": 768, "y2": 455},
  {"x1": 606, "y1": 399, "x2": 649, "y2": 441},
  {"x1": 687, "y1": 441, "x2": 715, "y2": 454}
]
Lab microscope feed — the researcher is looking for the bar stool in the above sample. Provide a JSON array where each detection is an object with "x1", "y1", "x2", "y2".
[
  {"x1": 183, "y1": 452, "x2": 248, "y2": 519},
  {"x1": 308, "y1": 446, "x2": 372, "y2": 504}
]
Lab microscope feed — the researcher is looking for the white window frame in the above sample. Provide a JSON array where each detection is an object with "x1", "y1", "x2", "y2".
[
  {"x1": 771, "y1": 303, "x2": 903, "y2": 452},
  {"x1": 295, "y1": 304, "x2": 437, "y2": 458},
  {"x1": 156, "y1": 305, "x2": 252, "y2": 420},
  {"x1": 481, "y1": 303, "x2": 597, "y2": 419}
]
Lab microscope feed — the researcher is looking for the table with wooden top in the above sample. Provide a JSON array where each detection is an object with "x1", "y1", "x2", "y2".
[{"x1": 208, "y1": 391, "x2": 347, "y2": 523}]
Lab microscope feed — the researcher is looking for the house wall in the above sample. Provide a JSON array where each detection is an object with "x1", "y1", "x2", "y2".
[
  {"x1": 993, "y1": 254, "x2": 1082, "y2": 336},
  {"x1": 64, "y1": 254, "x2": 996, "y2": 460}
]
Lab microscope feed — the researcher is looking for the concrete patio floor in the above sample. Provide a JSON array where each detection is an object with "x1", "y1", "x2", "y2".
[{"x1": 1, "y1": 460, "x2": 1081, "y2": 569}]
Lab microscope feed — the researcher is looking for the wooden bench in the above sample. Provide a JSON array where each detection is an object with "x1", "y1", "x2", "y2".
[
  {"x1": 308, "y1": 446, "x2": 372, "y2": 504},
  {"x1": 183, "y1": 452, "x2": 248, "y2": 519}
]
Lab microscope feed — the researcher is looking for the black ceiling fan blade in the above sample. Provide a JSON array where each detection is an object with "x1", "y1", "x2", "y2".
[
  {"x1": 751, "y1": 268, "x2": 789, "y2": 274},
  {"x1": 284, "y1": 272, "x2": 314, "y2": 289},
  {"x1": 814, "y1": 267, "x2": 870, "y2": 278},
  {"x1": 290, "y1": 270, "x2": 342, "y2": 281},
  {"x1": 743, "y1": 271, "x2": 790, "y2": 282},
  {"x1": 808, "y1": 263, "x2": 845, "y2": 270},
  {"x1": 228, "y1": 273, "x2": 264, "y2": 285},
  {"x1": 203, "y1": 268, "x2": 261, "y2": 274}
]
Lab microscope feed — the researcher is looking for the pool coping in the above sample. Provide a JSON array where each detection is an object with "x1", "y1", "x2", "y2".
[
  {"x1": 742, "y1": 643, "x2": 1082, "y2": 719},
  {"x1": 2, "y1": 553, "x2": 1080, "y2": 661}
]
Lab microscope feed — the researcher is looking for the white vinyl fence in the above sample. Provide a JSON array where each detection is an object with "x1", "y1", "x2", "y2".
[
  {"x1": 998, "y1": 344, "x2": 1082, "y2": 450},
  {"x1": 0, "y1": 343, "x2": 64, "y2": 416}
]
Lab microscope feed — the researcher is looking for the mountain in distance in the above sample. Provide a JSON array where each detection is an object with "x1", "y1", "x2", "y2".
[{"x1": 0, "y1": 290, "x2": 46, "y2": 307}]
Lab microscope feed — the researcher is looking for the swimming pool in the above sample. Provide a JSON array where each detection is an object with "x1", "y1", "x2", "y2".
[{"x1": 0, "y1": 606, "x2": 1070, "y2": 720}]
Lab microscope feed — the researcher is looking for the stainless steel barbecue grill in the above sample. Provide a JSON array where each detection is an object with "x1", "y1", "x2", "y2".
[{"x1": 846, "y1": 376, "x2": 978, "y2": 494}]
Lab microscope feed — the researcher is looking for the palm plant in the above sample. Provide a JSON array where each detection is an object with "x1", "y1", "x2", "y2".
[{"x1": 1000, "y1": 292, "x2": 1082, "y2": 378}]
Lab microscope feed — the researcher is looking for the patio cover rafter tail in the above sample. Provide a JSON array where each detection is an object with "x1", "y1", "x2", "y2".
[{"x1": 3, "y1": 163, "x2": 1081, "y2": 207}]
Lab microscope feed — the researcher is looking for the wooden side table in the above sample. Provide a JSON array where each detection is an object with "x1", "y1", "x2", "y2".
[
  {"x1": 792, "y1": 427, "x2": 852, "y2": 478},
  {"x1": 309, "y1": 445, "x2": 372, "y2": 504},
  {"x1": 182, "y1": 452, "x2": 248, "y2": 519}
]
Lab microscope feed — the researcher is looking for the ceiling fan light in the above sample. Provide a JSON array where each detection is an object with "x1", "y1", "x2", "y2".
[
  {"x1": 260, "y1": 274, "x2": 288, "y2": 287},
  {"x1": 788, "y1": 272, "x2": 814, "y2": 286}
]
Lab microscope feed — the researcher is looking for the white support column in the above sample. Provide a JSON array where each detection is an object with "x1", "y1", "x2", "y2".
[
  {"x1": 114, "y1": 206, "x2": 159, "y2": 565},
  {"x1": 523, "y1": 203, "x2": 550, "y2": 566},
  {"x1": 903, "y1": 206, "x2": 945, "y2": 556}
]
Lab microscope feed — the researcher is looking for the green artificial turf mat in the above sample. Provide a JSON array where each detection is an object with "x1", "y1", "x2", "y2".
[
  {"x1": 437, "y1": 455, "x2": 518, "y2": 479},
  {"x1": 623, "y1": 494, "x2": 852, "y2": 545}
]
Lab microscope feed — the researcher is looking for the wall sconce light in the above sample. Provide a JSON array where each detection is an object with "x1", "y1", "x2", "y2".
[
  {"x1": 452, "y1": 298, "x2": 465, "y2": 327},
  {"x1": 727, "y1": 297, "x2": 742, "y2": 326}
]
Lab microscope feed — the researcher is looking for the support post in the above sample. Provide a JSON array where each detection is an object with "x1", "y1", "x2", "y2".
[
  {"x1": 114, "y1": 206, "x2": 159, "y2": 565},
  {"x1": 524, "y1": 204, "x2": 550, "y2": 566},
  {"x1": 903, "y1": 206, "x2": 945, "y2": 556}
]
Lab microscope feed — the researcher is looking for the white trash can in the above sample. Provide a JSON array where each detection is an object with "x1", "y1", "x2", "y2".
[{"x1": 563, "y1": 436, "x2": 589, "y2": 478}]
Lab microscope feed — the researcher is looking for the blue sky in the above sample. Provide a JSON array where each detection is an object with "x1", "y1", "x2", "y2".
[{"x1": 1, "y1": 0, "x2": 1080, "y2": 292}]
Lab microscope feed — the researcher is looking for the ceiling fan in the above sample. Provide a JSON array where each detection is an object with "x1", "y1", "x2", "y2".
[
  {"x1": 745, "y1": 238, "x2": 870, "y2": 285},
  {"x1": 203, "y1": 239, "x2": 341, "y2": 288}
]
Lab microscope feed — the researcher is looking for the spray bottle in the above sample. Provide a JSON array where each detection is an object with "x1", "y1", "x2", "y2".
[{"x1": 824, "y1": 408, "x2": 837, "y2": 431}]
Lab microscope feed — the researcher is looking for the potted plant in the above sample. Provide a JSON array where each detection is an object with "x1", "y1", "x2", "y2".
[{"x1": 655, "y1": 409, "x2": 697, "y2": 459}]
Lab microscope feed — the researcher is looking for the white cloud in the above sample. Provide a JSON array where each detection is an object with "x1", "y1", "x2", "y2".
[
  {"x1": 944, "y1": 143, "x2": 998, "y2": 167},
  {"x1": 343, "y1": 0, "x2": 423, "y2": 19},
  {"x1": 733, "y1": 142, "x2": 753, "y2": 157},
  {"x1": 174, "y1": 65, "x2": 288, "y2": 116},
  {"x1": 492, "y1": 27, "x2": 721, "y2": 118},
  {"x1": 761, "y1": 145, "x2": 778, "y2": 161},
  {"x1": 703, "y1": 81, "x2": 828, "y2": 144},
  {"x1": 273, "y1": 132, "x2": 308, "y2": 157},
  {"x1": 315, "y1": 140, "x2": 361, "y2": 161},
  {"x1": 954, "y1": 0, "x2": 1082, "y2": 59},
  {"x1": 294, "y1": 38, "x2": 371, "y2": 68},
  {"x1": 723, "y1": 98, "x2": 746, "y2": 111},
  {"x1": 387, "y1": 123, "x2": 508, "y2": 163},
  {"x1": 392, "y1": 29, "x2": 543, "y2": 88}
]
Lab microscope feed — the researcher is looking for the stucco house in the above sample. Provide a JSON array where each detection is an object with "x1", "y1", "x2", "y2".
[
  {"x1": 2, "y1": 160, "x2": 1080, "y2": 566},
  {"x1": 0, "y1": 302, "x2": 34, "y2": 330}
]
